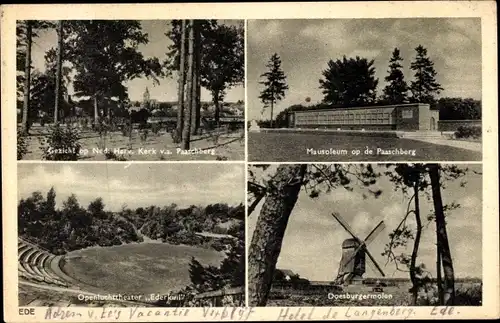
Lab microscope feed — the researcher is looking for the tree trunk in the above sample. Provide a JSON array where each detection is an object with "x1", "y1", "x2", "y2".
[
  {"x1": 270, "y1": 100, "x2": 274, "y2": 128},
  {"x1": 429, "y1": 164, "x2": 455, "y2": 305},
  {"x1": 214, "y1": 91, "x2": 221, "y2": 127},
  {"x1": 181, "y1": 20, "x2": 195, "y2": 150},
  {"x1": 248, "y1": 164, "x2": 307, "y2": 306},
  {"x1": 175, "y1": 20, "x2": 187, "y2": 142},
  {"x1": 93, "y1": 95, "x2": 99, "y2": 125},
  {"x1": 437, "y1": 243, "x2": 444, "y2": 304},
  {"x1": 195, "y1": 67, "x2": 201, "y2": 132},
  {"x1": 191, "y1": 26, "x2": 201, "y2": 136},
  {"x1": 410, "y1": 180, "x2": 422, "y2": 305},
  {"x1": 54, "y1": 20, "x2": 63, "y2": 124},
  {"x1": 21, "y1": 21, "x2": 32, "y2": 135}
]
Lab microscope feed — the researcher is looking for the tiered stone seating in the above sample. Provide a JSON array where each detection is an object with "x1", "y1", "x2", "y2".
[{"x1": 17, "y1": 239, "x2": 69, "y2": 288}]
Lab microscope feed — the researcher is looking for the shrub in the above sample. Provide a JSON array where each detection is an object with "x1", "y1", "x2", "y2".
[
  {"x1": 40, "y1": 124, "x2": 81, "y2": 161},
  {"x1": 122, "y1": 123, "x2": 132, "y2": 137},
  {"x1": 455, "y1": 126, "x2": 481, "y2": 139},
  {"x1": 210, "y1": 239, "x2": 227, "y2": 252},
  {"x1": 151, "y1": 123, "x2": 162, "y2": 135},
  {"x1": 140, "y1": 129, "x2": 149, "y2": 142},
  {"x1": 17, "y1": 129, "x2": 29, "y2": 160},
  {"x1": 105, "y1": 150, "x2": 127, "y2": 161},
  {"x1": 455, "y1": 284, "x2": 482, "y2": 305}
]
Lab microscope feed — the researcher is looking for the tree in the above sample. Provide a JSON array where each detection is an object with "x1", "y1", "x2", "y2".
[
  {"x1": 17, "y1": 20, "x2": 56, "y2": 134},
  {"x1": 382, "y1": 164, "x2": 428, "y2": 305},
  {"x1": 167, "y1": 20, "x2": 244, "y2": 131},
  {"x1": 319, "y1": 55, "x2": 378, "y2": 107},
  {"x1": 248, "y1": 164, "x2": 307, "y2": 305},
  {"x1": 259, "y1": 53, "x2": 289, "y2": 128},
  {"x1": 382, "y1": 48, "x2": 409, "y2": 104},
  {"x1": 44, "y1": 187, "x2": 57, "y2": 215},
  {"x1": 428, "y1": 164, "x2": 455, "y2": 305},
  {"x1": 201, "y1": 22, "x2": 244, "y2": 126},
  {"x1": 54, "y1": 20, "x2": 64, "y2": 123},
  {"x1": 190, "y1": 23, "x2": 201, "y2": 135},
  {"x1": 437, "y1": 97, "x2": 481, "y2": 120},
  {"x1": 181, "y1": 20, "x2": 196, "y2": 149},
  {"x1": 21, "y1": 21, "x2": 33, "y2": 134},
  {"x1": 28, "y1": 50, "x2": 72, "y2": 123},
  {"x1": 175, "y1": 20, "x2": 187, "y2": 142},
  {"x1": 88, "y1": 197, "x2": 106, "y2": 219},
  {"x1": 383, "y1": 164, "x2": 473, "y2": 305},
  {"x1": 65, "y1": 20, "x2": 162, "y2": 125},
  {"x1": 410, "y1": 45, "x2": 443, "y2": 104}
]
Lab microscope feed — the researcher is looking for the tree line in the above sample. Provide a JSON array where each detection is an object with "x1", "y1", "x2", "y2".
[
  {"x1": 16, "y1": 20, "x2": 244, "y2": 149},
  {"x1": 247, "y1": 164, "x2": 481, "y2": 306},
  {"x1": 258, "y1": 46, "x2": 480, "y2": 126},
  {"x1": 18, "y1": 187, "x2": 244, "y2": 255}
]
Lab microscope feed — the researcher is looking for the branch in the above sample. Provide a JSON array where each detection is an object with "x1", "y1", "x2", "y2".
[
  {"x1": 312, "y1": 164, "x2": 337, "y2": 189},
  {"x1": 385, "y1": 193, "x2": 416, "y2": 266}
]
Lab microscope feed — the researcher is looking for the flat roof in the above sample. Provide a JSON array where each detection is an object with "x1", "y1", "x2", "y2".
[{"x1": 293, "y1": 103, "x2": 429, "y2": 114}]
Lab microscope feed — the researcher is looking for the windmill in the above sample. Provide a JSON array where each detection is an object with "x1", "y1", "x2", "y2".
[{"x1": 331, "y1": 212, "x2": 386, "y2": 285}]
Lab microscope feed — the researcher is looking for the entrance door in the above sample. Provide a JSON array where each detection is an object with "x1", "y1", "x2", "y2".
[{"x1": 430, "y1": 117, "x2": 436, "y2": 131}]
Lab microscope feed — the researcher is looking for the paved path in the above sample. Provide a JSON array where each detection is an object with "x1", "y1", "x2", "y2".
[{"x1": 408, "y1": 138, "x2": 482, "y2": 153}]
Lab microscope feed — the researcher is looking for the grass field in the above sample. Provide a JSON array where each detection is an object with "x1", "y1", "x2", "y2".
[
  {"x1": 61, "y1": 243, "x2": 225, "y2": 296},
  {"x1": 267, "y1": 282, "x2": 481, "y2": 306},
  {"x1": 21, "y1": 126, "x2": 245, "y2": 161},
  {"x1": 248, "y1": 132, "x2": 482, "y2": 162}
]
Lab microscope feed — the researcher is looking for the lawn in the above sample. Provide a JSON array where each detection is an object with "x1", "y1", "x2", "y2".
[
  {"x1": 20, "y1": 125, "x2": 245, "y2": 161},
  {"x1": 266, "y1": 282, "x2": 481, "y2": 306},
  {"x1": 248, "y1": 132, "x2": 482, "y2": 162},
  {"x1": 61, "y1": 243, "x2": 225, "y2": 296}
]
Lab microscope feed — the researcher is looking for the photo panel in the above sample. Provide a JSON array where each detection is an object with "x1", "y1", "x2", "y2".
[
  {"x1": 247, "y1": 163, "x2": 482, "y2": 307},
  {"x1": 247, "y1": 18, "x2": 482, "y2": 162},
  {"x1": 16, "y1": 163, "x2": 246, "y2": 307},
  {"x1": 16, "y1": 19, "x2": 245, "y2": 162}
]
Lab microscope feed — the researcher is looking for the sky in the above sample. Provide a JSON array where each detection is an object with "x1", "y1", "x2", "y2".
[
  {"x1": 29, "y1": 20, "x2": 244, "y2": 103},
  {"x1": 248, "y1": 164, "x2": 482, "y2": 281},
  {"x1": 17, "y1": 163, "x2": 245, "y2": 211},
  {"x1": 247, "y1": 18, "x2": 482, "y2": 121}
]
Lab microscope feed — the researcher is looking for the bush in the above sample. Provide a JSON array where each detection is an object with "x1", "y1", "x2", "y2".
[
  {"x1": 17, "y1": 129, "x2": 28, "y2": 160},
  {"x1": 40, "y1": 124, "x2": 81, "y2": 161},
  {"x1": 151, "y1": 123, "x2": 162, "y2": 135},
  {"x1": 105, "y1": 150, "x2": 127, "y2": 161},
  {"x1": 455, "y1": 284, "x2": 482, "y2": 305},
  {"x1": 210, "y1": 239, "x2": 227, "y2": 252},
  {"x1": 121, "y1": 123, "x2": 132, "y2": 137},
  {"x1": 455, "y1": 126, "x2": 481, "y2": 139}
]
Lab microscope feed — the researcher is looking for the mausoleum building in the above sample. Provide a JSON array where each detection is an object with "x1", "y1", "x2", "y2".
[{"x1": 288, "y1": 103, "x2": 439, "y2": 131}]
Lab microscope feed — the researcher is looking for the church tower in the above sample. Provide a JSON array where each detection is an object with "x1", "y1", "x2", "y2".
[{"x1": 142, "y1": 87, "x2": 150, "y2": 109}]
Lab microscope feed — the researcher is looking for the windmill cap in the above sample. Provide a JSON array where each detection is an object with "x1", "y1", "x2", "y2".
[{"x1": 342, "y1": 238, "x2": 361, "y2": 248}]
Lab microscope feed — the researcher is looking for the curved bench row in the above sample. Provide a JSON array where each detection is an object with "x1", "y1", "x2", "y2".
[{"x1": 18, "y1": 241, "x2": 69, "y2": 288}]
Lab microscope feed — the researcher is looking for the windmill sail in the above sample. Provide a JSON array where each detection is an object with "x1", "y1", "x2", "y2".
[{"x1": 331, "y1": 213, "x2": 386, "y2": 284}]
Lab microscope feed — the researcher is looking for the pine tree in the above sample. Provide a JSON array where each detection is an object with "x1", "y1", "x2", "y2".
[
  {"x1": 382, "y1": 48, "x2": 408, "y2": 104},
  {"x1": 54, "y1": 20, "x2": 64, "y2": 123},
  {"x1": 181, "y1": 20, "x2": 196, "y2": 149},
  {"x1": 410, "y1": 45, "x2": 443, "y2": 104},
  {"x1": 21, "y1": 21, "x2": 33, "y2": 134},
  {"x1": 248, "y1": 164, "x2": 307, "y2": 306},
  {"x1": 259, "y1": 53, "x2": 289, "y2": 128},
  {"x1": 175, "y1": 20, "x2": 187, "y2": 143}
]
